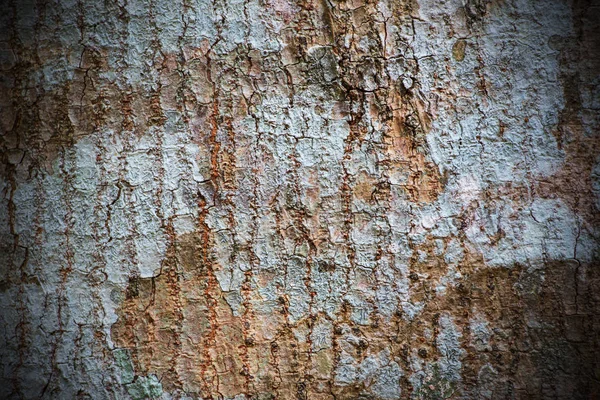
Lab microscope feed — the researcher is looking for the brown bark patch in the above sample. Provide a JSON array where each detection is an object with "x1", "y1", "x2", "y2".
[
  {"x1": 111, "y1": 230, "x2": 247, "y2": 398},
  {"x1": 452, "y1": 40, "x2": 467, "y2": 61},
  {"x1": 385, "y1": 88, "x2": 445, "y2": 203}
]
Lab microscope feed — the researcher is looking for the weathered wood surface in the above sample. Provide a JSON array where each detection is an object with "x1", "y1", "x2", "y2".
[{"x1": 1, "y1": 0, "x2": 599, "y2": 398}]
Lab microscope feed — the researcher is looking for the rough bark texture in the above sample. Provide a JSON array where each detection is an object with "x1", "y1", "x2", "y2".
[{"x1": 1, "y1": 0, "x2": 599, "y2": 398}]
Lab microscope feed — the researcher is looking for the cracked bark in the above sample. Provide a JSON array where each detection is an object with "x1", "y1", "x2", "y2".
[{"x1": 1, "y1": 0, "x2": 599, "y2": 399}]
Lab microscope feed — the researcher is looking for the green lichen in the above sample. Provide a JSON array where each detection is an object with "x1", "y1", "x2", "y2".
[
  {"x1": 114, "y1": 349, "x2": 135, "y2": 385},
  {"x1": 414, "y1": 364, "x2": 457, "y2": 400},
  {"x1": 114, "y1": 349, "x2": 162, "y2": 399},
  {"x1": 126, "y1": 375, "x2": 163, "y2": 400}
]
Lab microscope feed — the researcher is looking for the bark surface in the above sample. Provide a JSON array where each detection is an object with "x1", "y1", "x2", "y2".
[{"x1": 1, "y1": 0, "x2": 599, "y2": 399}]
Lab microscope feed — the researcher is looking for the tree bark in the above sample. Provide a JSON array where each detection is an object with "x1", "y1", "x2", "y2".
[{"x1": 1, "y1": 0, "x2": 599, "y2": 398}]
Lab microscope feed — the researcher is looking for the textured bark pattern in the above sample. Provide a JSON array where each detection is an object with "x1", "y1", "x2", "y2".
[{"x1": 1, "y1": 0, "x2": 599, "y2": 399}]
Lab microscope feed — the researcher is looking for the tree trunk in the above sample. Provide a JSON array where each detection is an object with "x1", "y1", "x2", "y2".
[{"x1": 1, "y1": 0, "x2": 599, "y2": 398}]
